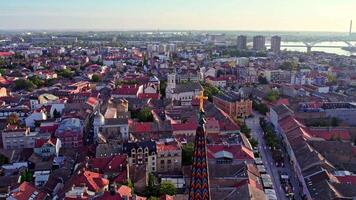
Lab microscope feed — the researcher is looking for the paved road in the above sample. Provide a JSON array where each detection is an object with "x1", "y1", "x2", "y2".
[{"x1": 246, "y1": 113, "x2": 287, "y2": 200}]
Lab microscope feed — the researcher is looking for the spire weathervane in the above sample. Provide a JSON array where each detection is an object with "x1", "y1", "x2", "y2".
[{"x1": 197, "y1": 91, "x2": 208, "y2": 112}]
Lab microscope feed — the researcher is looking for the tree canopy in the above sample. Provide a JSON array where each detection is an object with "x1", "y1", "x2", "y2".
[
  {"x1": 91, "y1": 74, "x2": 101, "y2": 82},
  {"x1": 14, "y1": 79, "x2": 36, "y2": 91},
  {"x1": 159, "y1": 181, "x2": 177, "y2": 196},
  {"x1": 279, "y1": 61, "x2": 299, "y2": 71},
  {"x1": 182, "y1": 142, "x2": 194, "y2": 165},
  {"x1": 137, "y1": 107, "x2": 154, "y2": 122},
  {"x1": 265, "y1": 90, "x2": 280, "y2": 102}
]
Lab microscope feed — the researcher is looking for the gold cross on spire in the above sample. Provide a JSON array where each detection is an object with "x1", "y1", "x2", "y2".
[{"x1": 197, "y1": 91, "x2": 208, "y2": 112}]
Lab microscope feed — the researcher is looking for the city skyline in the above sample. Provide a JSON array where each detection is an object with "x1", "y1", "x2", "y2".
[{"x1": 0, "y1": 0, "x2": 355, "y2": 32}]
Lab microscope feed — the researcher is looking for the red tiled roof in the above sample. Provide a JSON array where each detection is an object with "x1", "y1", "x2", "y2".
[
  {"x1": 171, "y1": 121, "x2": 197, "y2": 131},
  {"x1": 130, "y1": 122, "x2": 154, "y2": 133},
  {"x1": 0, "y1": 52, "x2": 14, "y2": 57},
  {"x1": 276, "y1": 98, "x2": 290, "y2": 106},
  {"x1": 156, "y1": 142, "x2": 180, "y2": 152},
  {"x1": 88, "y1": 155, "x2": 127, "y2": 174},
  {"x1": 308, "y1": 128, "x2": 350, "y2": 141},
  {"x1": 117, "y1": 185, "x2": 132, "y2": 198},
  {"x1": 34, "y1": 138, "x2": 57, "y2": 148},
  {"x1": 138, "y1": 93, "x2": 160, "y2": 99},
  {"x1": 10, "y1": 182, "x2": 48, "y2": 200},
  {"x1": 207, "y1": 144, "x2": 254, "y2": 160},
  {"x1": 113, "y1": 85, "x2": 141, "y2": 96},
  {"x1": 86, "y1": 97, "x2": 98, "y2": 107},
  {"x1": 70, "y1": 170, "x2": 109, "y2": 192},
  {"x1": 0, "y1": 76, "x2": 10, "y2": 85},
  {"x1": 336, "y1": 175, "x2": 356, "y2": 185}
]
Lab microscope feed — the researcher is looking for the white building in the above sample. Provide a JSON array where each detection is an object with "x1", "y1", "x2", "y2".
[{"x1": 165, "y1": 73, "x2": 203, "y2": 106}]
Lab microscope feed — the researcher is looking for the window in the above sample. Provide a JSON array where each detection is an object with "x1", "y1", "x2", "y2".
[{"x1": 160, "y1": 160, "x2": 165, "y2": 164}]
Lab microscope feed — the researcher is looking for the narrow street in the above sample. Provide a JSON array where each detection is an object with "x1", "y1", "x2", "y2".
[{"x1": 245, "y1": 113, "x2": 287, "y2": 200}]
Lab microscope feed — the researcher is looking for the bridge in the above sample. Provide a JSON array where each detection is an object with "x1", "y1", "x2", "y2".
[{"x1": 266, "y1": 41, "x2": 356, "y2": 53}]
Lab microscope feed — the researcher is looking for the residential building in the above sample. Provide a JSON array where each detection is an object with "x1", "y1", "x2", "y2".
[
  {"x1": 55, "y1": 118, "x2": 83, "y2": 148},
  {"x1": 2, "y1": 125, "x2": 50, "y2": 150},
  {"x1": 213, "y1": 92, "x2": 253, "y2": 118},
  {"x1": 156, "y1": 141, "x2": 182, "y2": 173},
  {"x1": 123, "y1": 141, "x2": 157, "y2": 173},
  {"x1": 34, "y1": 138, "x2": 61, "y2": 158},
  {"x1": 8, "y1": 181, "x2": 49, "y2": 200},
  {"x1": 253, "y1": 35, "x2": 265, "y2": 51},
  {"x1": 271, "y1": 35, "x2": 281, "y2": 53},
  {"x1": 165, "y1": 73, "x2": 203, "y2": 106},
  {"x1": 205, "y1": 76, "x2": 227, "y2": 88},
  {"x1": 237, "y1": 35, "x2": 247, "y2": 50}
]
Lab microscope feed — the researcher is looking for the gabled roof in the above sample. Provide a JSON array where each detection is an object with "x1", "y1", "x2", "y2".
[
  {"x1": 171, "y1": 121, "x2": 197, "y2": 131},
  {"x1": 9, "y1": 181, "x2": 48, "y2": 200},
  {"x1": 69, "y1": 170, "x2": 109, "y2": 192},
  {"x1": 88, "y1": 155, "x2": 127, "y2": 174},
  {"x1": 207, "y1": 144, "x2": 254, "y2": 160}
]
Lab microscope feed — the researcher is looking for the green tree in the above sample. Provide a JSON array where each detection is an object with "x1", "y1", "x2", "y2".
[
  {"x1": 7, "y1": 113, "x2": 20, "y2": 126},
  {"x1": 91, "y1": 74, "x2": 100, "y2": 82},
  {"x1": 160, "y1": 80, "x2": 167, "y2": 98},
  {"x1": 265, "y1": 90, "x2": 280, "y2": 102},
  {"x1": 200, "y1": 81, "x2": 221, "y2": 102},
  {"x1": 53, "y1": 109, "x2": 61, "y2": 119},
  {"x1": 182, "y1": 142, "x2": 194, "y2": 165},
  {"x1": 145, "y1": 173, "x2": 159, "y2": 197},
  {"x1": 20, "y1": 170, "x2": 33, "y2": 182},
  {"x1": 29, "y1": 75, "x2": 44, "y2": 87},
  {"x1": 137, "y1": 107, "x2": 154, "y2": 122},
  {"x1": 127, "y1": 178, "x2": 134, "y2": 192},
  {"x1": 0, "y1": 68, "x2": 5, "y2": 75},
  {"x1": 14, "y1": 79, "x2": 36, "y2": 91},
  {"x1": 148, "y1": 197, "x2": 159, "y2": 200},
  {"x1": 159, "y1": 181, "x2": 176, "y2": 196},
  {"x1": 280, "y1": 61, "x2": 298, "y2": 71},
  {"x1": 58, "y1": 69, "x2": 73, "y2": 78},
  {"x1": 249, "y1": 138, "x2": 259, "y2": 148},
  {"x1": 253, "y1": 101, "x2": 269, "y2": 115},
  {"x1": 258, "y1": 75, "x2": 268, "y2": 84},
  {"x1": 0, "y1": 154, "x2": 9, "y2": 165}
]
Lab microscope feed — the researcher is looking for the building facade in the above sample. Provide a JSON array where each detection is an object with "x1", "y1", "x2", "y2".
[
  {"x1": 271, "y1": 35, "x2": 281, "y2": 53},
  {"x1": 123, "y1": 141, "x2": 157, "y2": 173},
  {"x1": 55, "y1": 118, "x2": 83, "y2": 148},
  {"x1": 253, "y1": 35, "x2": 266, "y2": 51},
  {"x1": 2, "y1": 125, "x2": 50, "y2": 150},
  {"x1": 213, "y1": 92, "x2": 253, "y2": 118},
  {"x1": 156, "y1": 141, "x2": 182, "y2": 173},
  {"x1": 237, "y1": 35, "x2": 247, "y2": 50}
]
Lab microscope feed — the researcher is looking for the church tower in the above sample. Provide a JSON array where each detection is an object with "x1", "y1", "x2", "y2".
[
  {"x1": 189, "y1": 92, "x2": 210, "y2": 200},
  {"x1": 166, "y1": 73, "x2": 176, "y2": 99}
]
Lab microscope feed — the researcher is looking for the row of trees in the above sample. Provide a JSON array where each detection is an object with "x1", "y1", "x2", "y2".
[
  {"x1": 238, "y1": 120, "x2": 258, "y2": 148},
  {"x1": 200, "y1": 81, "x2": 221, "y2": 102},
  {"x1": 14, "y1": 76, "x2": 56, "y2": 91},
  {"x1": 265, "y1": 90, "x2": 280, "y2": 102},
  {"x1": 252, "y1": 100, "x2": 269, "y2": 115},
  {"x1": 259, "y1": 118, "x2": 279, "y2": 149}
]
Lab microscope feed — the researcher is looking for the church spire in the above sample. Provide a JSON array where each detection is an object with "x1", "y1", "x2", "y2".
[{"x1": 189, "y1": 91, "x2": 210, "y2": 200}]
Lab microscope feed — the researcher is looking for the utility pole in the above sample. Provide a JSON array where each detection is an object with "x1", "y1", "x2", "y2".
[{"x1": 350, "y1": 20, "x2": 353, "y2": 36}]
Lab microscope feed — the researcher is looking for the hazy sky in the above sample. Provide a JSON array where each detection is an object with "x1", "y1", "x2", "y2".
[{"x1": 0, "y1": 0, "x2": 354, "y2": 32}]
